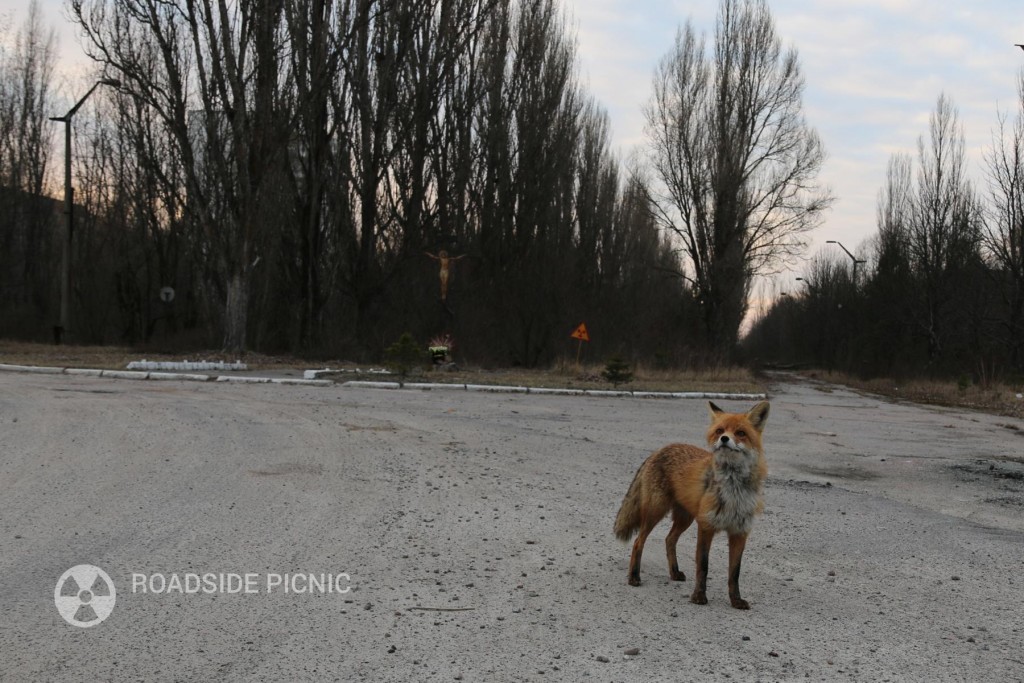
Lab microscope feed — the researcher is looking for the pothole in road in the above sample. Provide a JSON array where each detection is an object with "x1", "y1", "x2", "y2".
[
  {"x1": 798, "y1": 464, "x2": 880, "y2": 481},
  {"x1": 951, "y1": 459, "x2": 1024, "y2": 484},
  {"x1": 248, "y1": 462, "x2": 325, "y2": 476}
]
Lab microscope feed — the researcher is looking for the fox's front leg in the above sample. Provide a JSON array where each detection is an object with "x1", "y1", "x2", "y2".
[
  {"x1": 690, "y1": 525, "x2": 715, "y2": 605},
  {"x1": 665, "y1": 505, "x2": 692, "y2": 581},
  {"x1": 727, "y1": 533, "x2": 749, "y2": 610}
]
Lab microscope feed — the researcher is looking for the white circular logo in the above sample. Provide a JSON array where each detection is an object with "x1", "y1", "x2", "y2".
[{"x1": 54, "y1": 565, "x2": 116, "y2": 628}]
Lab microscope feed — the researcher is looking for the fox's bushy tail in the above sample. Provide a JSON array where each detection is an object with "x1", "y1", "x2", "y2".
[{"x1": 614, "y1": 468, "x2": 643, "y2": 541}]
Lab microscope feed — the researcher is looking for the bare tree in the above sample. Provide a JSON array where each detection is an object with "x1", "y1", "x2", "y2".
[
  {"x1": 47, "y1": 0, "x2": 699, "y2": 366},
  {"x1": 984, "y1": 73, "x2": 1024, "y2": 372},
  {"x1": 72, "y1": 0, "x2": 292, "y2": 352},
  {"x1": 276, "y1": 0, "x2": 339, "y2": 350},
  {"x1": 644, "y1": 0, "x2": 831, "y2": 356},
  {"x1": 908, "y1": 94, "x2": 983, "y2": 362},
  {"x1": 0, "y1": 1, "x2": 57, "y2": 337}
]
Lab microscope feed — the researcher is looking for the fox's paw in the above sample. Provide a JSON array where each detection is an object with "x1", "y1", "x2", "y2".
[
  {"x1": 730, "y1": 598, "x2": 750, "y2": 610},
  {"x1": 628, "y1": 575, "x2": 641, "y2": 587},
  {"x1": 669, "y1": 564, "x2": 686, "y2": 581},
  {"x1": 689, "y1": 590, "x2": 707, "y2": 605}
]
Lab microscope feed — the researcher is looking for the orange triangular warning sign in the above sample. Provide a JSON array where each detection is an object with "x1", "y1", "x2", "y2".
[{"x1": 570, "y1": 323, "x2": 590, "y2": 342}]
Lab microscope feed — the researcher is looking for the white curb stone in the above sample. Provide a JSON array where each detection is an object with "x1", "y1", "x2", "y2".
[
  {"x1": 584, "y1": 389, "x2": 633, "y2": 398},
  {"x1": 465, "y1": 384, "x2": 528, "y2": 394},
  {"x1": 342, "y1": 381, "x2": 403, "y2": 390},
  {"x1": 527, "y1": 387, "x2": 586, "y2": 396},
  {"x1": 0, "y1": 364, "x2": 64, "y2": 374},
  {"x1": 403, "y1": 382, "x2": 467, "y2": 391},
  {"x1": 101, "y1": 370, "x2": 150, "y2": 380},
  {"x1": 64, "y1": 368, "x2": 103, "y2": 377},
  {"x1": 270, "y1": 378, "x2": 334, "y2": 387},
  {"x1": 147, "y1": 372, "x2": 213, "y2": 382}
]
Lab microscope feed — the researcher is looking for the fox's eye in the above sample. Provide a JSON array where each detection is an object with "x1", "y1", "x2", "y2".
[
  {"x1": 715, "y1": 428, "x2": 724, "y2": 435},
  {"x1": 736, "y1": 430, "x2": 746, "y2": 438}
]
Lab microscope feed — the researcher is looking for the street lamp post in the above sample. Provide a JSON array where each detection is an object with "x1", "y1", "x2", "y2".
[
  {"x1": 50, "y1": 78, "x2": 121, "y2": 345},
  {"x1": 826, "y1": 240, "x2": 866, "y2": 288}
]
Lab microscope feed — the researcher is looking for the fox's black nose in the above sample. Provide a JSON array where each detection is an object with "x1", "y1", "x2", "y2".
[{"x1": 720, "y1": 435, "x2": 730, "y2": 444}]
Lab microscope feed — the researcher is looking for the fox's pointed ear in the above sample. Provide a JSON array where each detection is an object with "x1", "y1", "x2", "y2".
[
  {"x1": 708, "y1": 401, "x2": 724, "y2": 418},
  {"x1": 746, "y1": 401, "x2": 770, "y2": 432}
]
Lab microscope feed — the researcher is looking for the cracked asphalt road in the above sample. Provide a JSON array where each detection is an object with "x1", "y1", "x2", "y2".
[{"x1": 1, "y1": 371, "x2": 1022, "y2": 681}]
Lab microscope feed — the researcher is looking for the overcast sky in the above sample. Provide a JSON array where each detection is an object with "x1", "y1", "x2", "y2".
[{"x1": 4, "y1": 0, "x2": 1024, "y2": 284}]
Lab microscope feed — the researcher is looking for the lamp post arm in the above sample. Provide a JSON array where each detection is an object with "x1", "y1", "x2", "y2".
[
  {"x1": 62, "y1": 78, "x2": 120, "y2": 119},
  {"x1": 827, "y1": 240, "x2": 856, "y2": 262},
  {"x1": 66, "y1": 81, "x2": 103, "y2": 118}
]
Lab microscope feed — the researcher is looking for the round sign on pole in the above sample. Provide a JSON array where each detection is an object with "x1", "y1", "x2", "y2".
[{"x1": 159, "y1": 286, "x2": 175, "y2": 303}]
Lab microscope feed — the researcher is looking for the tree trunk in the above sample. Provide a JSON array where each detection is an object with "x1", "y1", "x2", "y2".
[{"x1": 223, "y1": 265, "x2": 250, "y2": 353}]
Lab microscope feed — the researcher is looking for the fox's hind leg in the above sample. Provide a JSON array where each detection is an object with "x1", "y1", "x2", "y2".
[
  {"x1": 627, "y1": 514, "x2": 661, "y2": 586},
  {"x1": 665, "y1": 504, "x2": 692, "y2": 581}
]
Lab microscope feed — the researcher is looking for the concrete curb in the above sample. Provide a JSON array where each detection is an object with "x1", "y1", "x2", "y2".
[
  {"x1": 0, "y1": 363, "x2": 63, "y2": 374},
  {"x1": 0, "y1": 363, "x2": 330, "y2": 388},
  {"x1": 101, "y1": 370, "x2": 150, "y2": 380},
  {"x1": 403, "y1": 382, "x2": 471, "y2": 391},
  {"x1": 340, "y1": 379, "x2": 766, "y2": 401},
  {"x1": 466, "y1": 384, "x2": 529, "y2": 394},
  {"x1": 0, "y1": 362, "x2": 767, "y2": 401},
  {"x1": 342, "y1": 380, "x2": 402, "y2": 390},
  {"x1": 215, "y1": 375, "x2": 271, "y2": 384},
  {"x1": 126, "y1": 360, "x2": 247, "y2": 372},
  {"x1": 64, "y1": 368, "x2": 104, "y2": 377},
  {"x1": 528, "y1": 387, "x2": 586, "y2": 396},
  {"x1": 147, "y1": 372, "x2": 214, "y2": 382},
  {"x1": 305, "y1": 368, "x2": 391, "y2": 380},
  {"x1": 270, "y1": 378, "x2": 335, "y2": 387}
]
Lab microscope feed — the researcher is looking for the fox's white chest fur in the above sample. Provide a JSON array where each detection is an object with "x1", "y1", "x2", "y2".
[{"x1": 704, "y1": 450, "x2": 762, "y2": 535}]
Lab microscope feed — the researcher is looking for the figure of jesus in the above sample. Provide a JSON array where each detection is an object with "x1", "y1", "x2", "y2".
[{"x1": 425, "y1": 250, "x2": 465, "y2": 301}]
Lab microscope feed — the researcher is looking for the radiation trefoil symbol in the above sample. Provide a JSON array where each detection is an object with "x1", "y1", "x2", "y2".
[{"x1": 54, "y1": 565, "x2": 116, "y2": 628}]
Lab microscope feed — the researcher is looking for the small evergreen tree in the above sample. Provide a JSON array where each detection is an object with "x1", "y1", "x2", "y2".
[
  {"x1": 602, "y1": 355, "x2": 634, "y2": 387},
  {"x1": 385, "y1": 333, "x2": 426, "y2": 385}
]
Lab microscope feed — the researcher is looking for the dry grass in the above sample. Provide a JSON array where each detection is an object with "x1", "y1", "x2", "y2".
[
  {"x1": 806, "y1": 369, "x2": 1024, "y2": 420},
  {"x1": 403, "y1": 361, "x2": 763, "y2": 394},
  {"x1": 0, "y1": 339, "x2": 764, "y2": 394}
]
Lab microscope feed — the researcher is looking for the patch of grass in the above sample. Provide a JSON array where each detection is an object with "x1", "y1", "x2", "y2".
[
  {"x1": 423, "y1": 362, "x2": 763, "y2": 394},
  {"x1": 806, "y1": 369, "x2": 1024, "y2": 420}
]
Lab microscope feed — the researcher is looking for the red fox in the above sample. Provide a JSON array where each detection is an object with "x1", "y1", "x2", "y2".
[{"x1": 613, "y1": 401, "x2": 770, "y2": 609}]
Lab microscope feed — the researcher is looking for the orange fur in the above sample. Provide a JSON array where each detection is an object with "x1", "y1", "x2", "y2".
[{"x1": 613, "y1": 401, "x2": 770, "y2": 609}]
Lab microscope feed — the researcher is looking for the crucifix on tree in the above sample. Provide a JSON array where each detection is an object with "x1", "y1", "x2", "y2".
[{"x1": 425, "y1": 250, "x2": 466, "y2": 301}]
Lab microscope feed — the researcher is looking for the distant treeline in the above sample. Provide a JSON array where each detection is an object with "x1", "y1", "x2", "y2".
[
  {"x1": 745, "y1": 94, "x2": 1024, "y2": 381},
  {"x1": 1, "y1": 0, "x2": 705, "y2": 365},
  {"x1": 3, "y1": 0, "x2": 835, "y2": 367}
]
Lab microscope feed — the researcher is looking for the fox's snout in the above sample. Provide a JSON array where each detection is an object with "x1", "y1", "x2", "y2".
[{"x1": 712, "y1": 432, "x2": 744, "y2": 452}]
